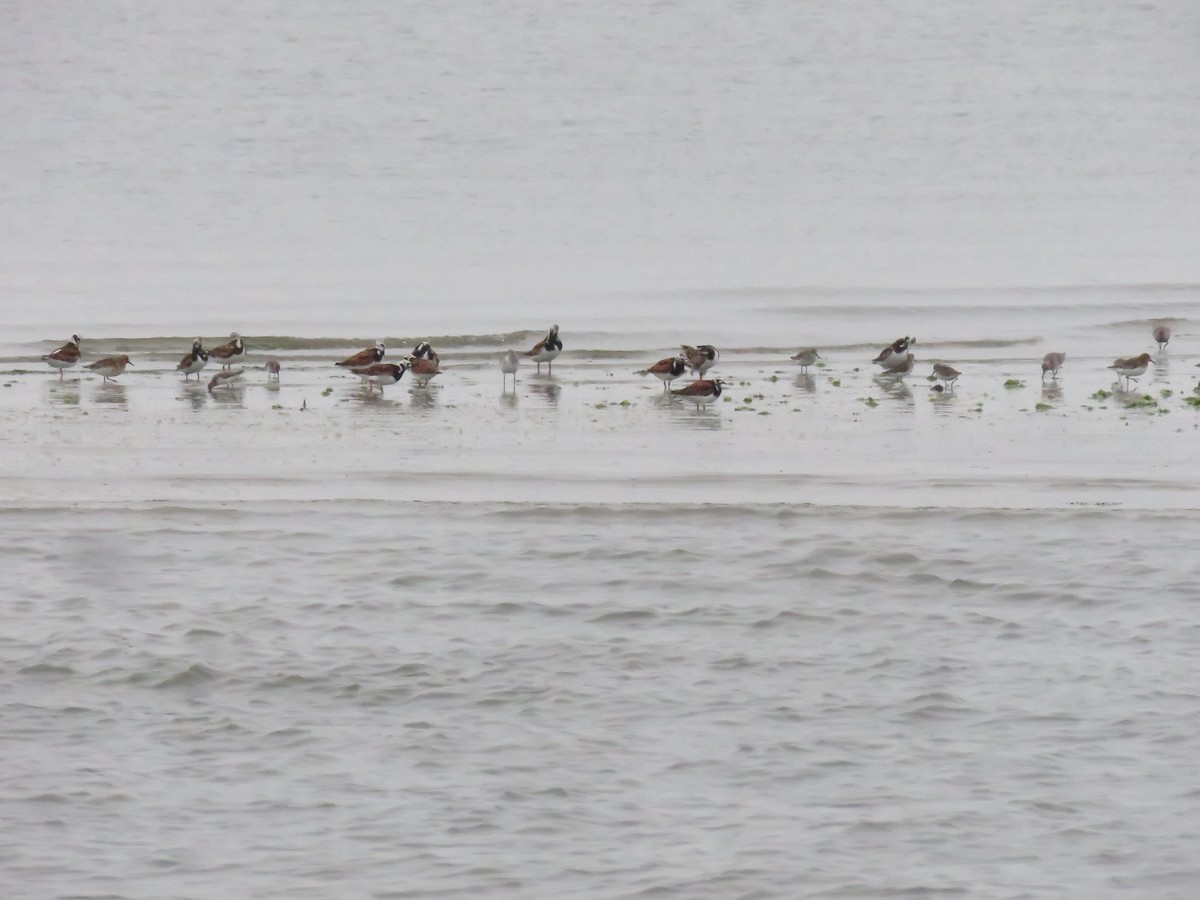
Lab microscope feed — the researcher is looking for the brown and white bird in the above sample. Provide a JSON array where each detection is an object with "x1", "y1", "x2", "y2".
[
  {"x1": 1153, "y1": 326, "x2": 1171, "y2": 352},
  {"x1": 1041, "y1": 351, "x2": 1066, "y2": 382},
  {"x1": 336, "y1": 340, "x2": 385, "y2": 374},
  {"x1": 931, "y1": 362, "x2": 960, "y2": 390},
  {"x1": 637, "y1": 355, "x2": 688, "y2": 390},
  {"x1": 207, "y1": 368, "x2": 244, "y2": 392},
  {"x1": 671, "y1": 377, "x2": 726, "y2": 410},
  {"x1": 362, "y1": 362, "x2": 408, "y2": 393},
  {"x1": 411, "y1": 341, "x2": 437, "y2": 360},
  {"x1": 176, "y1": 339, "x2": 209, "y2": 381},
  {"x1": 500, "y1": 349, "x2": 519, "y2": 389},
  {"x1": 1108, "y1": 352, "x2": 1153, "y2": 389},
  {"x1": 85, "y1": 354, "x2": 133, "y2": 382},
  {"x1": 523, "y1": 325, "x2": 562, "y2": 374},
  {"x1": 42, "y1": 335, "x2": 81, "y2": 379},
  {"x1": 408, "y1": 353, "x2": 442, "y2": 387},
  {"x1": 873, "y1": 336, "x2": 915, "y2": 372},
  {"x1": 790, "y1": 348, "x2": 821, "y2": 373},
  {"x1": 681, "y1": 344, "x2": 719, "y2": 377},
  {"x1": 208, "y1": 333, "x2": 244, "y2": 369}
]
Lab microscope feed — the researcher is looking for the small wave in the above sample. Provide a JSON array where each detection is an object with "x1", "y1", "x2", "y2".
[{"x1": 153, "y1": 662, "x2": 219, "y2": 688}]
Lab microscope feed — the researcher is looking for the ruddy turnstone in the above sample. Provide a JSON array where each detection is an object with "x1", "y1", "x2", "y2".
[
  {"x1": 500, "y1": 349, "x2": 519, "y2": 389},
  {"x1": 362, "y1": 362, "x2": 408, "y2": 393},
  {"x1": 266, "y1": 359, "x2": 281, "y2": 382},
  {"x1": 671, "y1": 377, "x2": 726, "y2": 409},
  {"x1": 1108, "y1": 352, "x2": 1153, "y2": 389},
  {"x1": 207, "y1": 368, "x2": 244, "y2": 392},
  {"x1": 931, "y1": 362, "x2": 960, "y2": 390},
  {"x1": 1153, "y1": 326, "x2": 1171, "y2": 352},
  {"x1": 637, "y1": 355, "x2": 688, "y2": 390},
  {"x1": 336, "y1": 341, "x2": 385, "y2": 373},
  {"x1": 411, "y1": 341, "x2": 437, "y2": 360},
  {"x1": 873, "y1": 336, "x2": 915, "y2": 372},
  {"x1": 42, "y1": 335, "x2": 81, "y2": 379},
  {"x1": 1041, "y1": 351, "x2": 1066, "y2": 382},
  {"x1": 176, "y1": 338, "x2": 209, "y2": 381},
  {"x1": 408, "y1": 354, "x2": 441, "y2": 387},
  {"x1": 85, "y1": 354, "x2": 133, "y2": 382},
  {"x1": 523, "y1": 325, "x2": 562, "y2": 373},
  {"x1": 681, "y1": 344, "x2": 719, "y2": 377},
  {"x1": 790, "y1": 348, "x2": 821, "y2": 373},
  {"x1": 208, "y1": 333, "x2": 244, "y2": 369}
]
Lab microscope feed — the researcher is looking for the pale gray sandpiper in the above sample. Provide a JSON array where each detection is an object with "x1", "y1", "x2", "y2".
[
  {"x1": 1041, "y1": 351, "x2": 1066, "y2": 381},
  {"x1": 42, "y1": 335, "x2": 81, "y2": 379},
  {"x1": 500, "y1": 349, "x2": 519, "y2": 389},
  {"x1": 790, "y1": 348, "x2": 821, "y2": 373},
  {"x1": 1153, "y1": 326, "x2": 1171, "y2": 352},
  {"x1": 208, "y1": 368, "x2": 245, "y2": 392},
  {"x1": 931, "y1": 362, "x2": 960, "y2": 390},
  {"x1": 85, "y1": 354, "x2": 133, "y2": 382},
  {"x1": 266, "y1": 359, "x2": 281, "y2": 382},
  {"x1": 1108, "y1": 352, "x2": 1153, "y2": 389}
]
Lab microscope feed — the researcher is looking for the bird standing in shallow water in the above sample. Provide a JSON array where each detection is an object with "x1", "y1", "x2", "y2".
[
  {"x1": 1108, "y1": 353, "x2": 1153, "y2": 390},
  {"x1": 931, "y1": 363, "x2": 960, "y2": 390},
  {"x1": 209, "y1": 333, "x2": 244, "y2": 369},
  {"x1": 177, "y1": 339, "x2": 209, "y2": 381},
  {"x1": 637, "y1": 355, "x2": 688, "y2": 390},
  {"x1": 42, "y1": 335, "x2": 81, "y2": 379},
  {"x1": 1041, "y1": 352, "x2": 1066, "y2": 382},
  {"x1": 523, "y1": 325, "x2": 562, "y2": 374},
  {"x1": 85, "y1": 355, "x2": 133, "y2": 382},
  {"x1": 208, "y1": 368, "x2": 244, "y2": 392},
  {"x1": 671, "y1": 378, "x2": 725, "y2": 410},
  {"x1": 500, "y1": 349, "x2": 519, "y2": 390},
  {"x1": 790, "y1": 348, "x2": 821, "y2": 373},
  {"x1": 1153, "y1": 326, "x2": 1171, "y2": 352},
  {"x1": 680, "y1": 344, "x2": 719, "y2": 377}
]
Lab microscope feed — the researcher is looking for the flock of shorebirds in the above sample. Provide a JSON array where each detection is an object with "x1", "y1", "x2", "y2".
[{"x1": 37, "y1": 323, "x2": 1182, "y2": 408}]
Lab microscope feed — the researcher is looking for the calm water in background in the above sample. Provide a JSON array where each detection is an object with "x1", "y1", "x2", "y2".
[{"x1": 3, "y1": 2, "x2": 1200, "y2": 897}]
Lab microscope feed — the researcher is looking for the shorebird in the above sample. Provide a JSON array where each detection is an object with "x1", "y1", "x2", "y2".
[
  {"x1": 362, "y1": 362, "x2": 408, "y2": 393},
  {"x1": 85, "y1": 355, "x2": 133, "y2": 382},
  {"x1": 1108, "y1": 352, "x2": 1153, "y2": 389},
  {"x1": 873, "y1": 336, "x2": 916, "y2": 372},
  {"x1": 177, "y1": 339, "x2": 209, "y2": 381},
  {"x1": 1153, "y1": 326, "x2": 1171, "y2": 352},
  {"x1": 266, "y1": 359, "x2": 281, "y2": 382},
  {"x1": 500, "y1": 349, "x2": 519, "y2": 389},
  {"x1": 411, "y1": 341, "x2": 437, "y2": 360},
  {"x1": 790, "y1": 348, "x2": 821, "y2": 373},
  {"x1": 671, "y1": 377, "x2": 726, "y2": 410},
  {"x1": 408, "y1": 353, "x2": 441, "y2": 387},
  {"x1": 681, "y1": 344, "x2": 719, "y2": 377},
  {"x1": 637, "y1": 355, "x2": 688, "y2": 390},
  {"x1": 931, "y1": 362, "x2": 960, "y2": 390},
  {"x1": 336, "y1": 341, "x2": 385, "y2": 374},
  {"x1": 207, "y1": 368, "x2": 244, "y2": 392},
  {"x1": 42, "y1": 335, "x2": 81, "y2": 379},
  {"x1": 523, "y1": 325, "x2": 562, "y2": 374},
  {"x1": 208, "y1": 333, "x2": 244, "y2": 369},
  {"x1": 1041, "y1": 352, "x2": 1066, "y2": 382}
]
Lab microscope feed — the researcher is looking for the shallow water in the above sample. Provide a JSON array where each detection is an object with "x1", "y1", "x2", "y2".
[{"x1": 4, "y1": 0, "x2": 1200, "y2": 897}]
